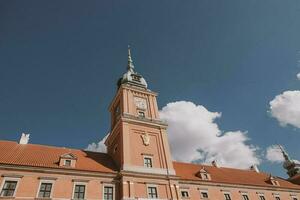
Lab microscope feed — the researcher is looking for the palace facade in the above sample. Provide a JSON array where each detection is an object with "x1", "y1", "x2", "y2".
[{"x1": 1, "y1": 48, "x2": 300, "y2": 200}]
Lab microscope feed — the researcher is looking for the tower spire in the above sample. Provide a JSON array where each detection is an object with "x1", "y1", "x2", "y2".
[
  {"x1": 278, "y1": 144, "x2": 291, "y2": 162},
  {"x1": 127, "y1": 45, "x2": 134, "y2": 71}
]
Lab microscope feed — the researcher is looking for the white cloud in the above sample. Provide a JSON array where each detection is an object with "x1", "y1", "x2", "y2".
[
  {"x1": 85, "y1": 133, "x2": 109, "y2": 153},
  {"x1": 266, "y1": 145, "x2": 284, "y2": 163},
  {"x1": 297, "y1": 73, "x2": 300, "y2": 80},
  {"x1": 269, "y1": 90, "x2": 300, "y2": 129},
  {"x1": 159, "y1": 101, "x2": 260, "y2": 169}
]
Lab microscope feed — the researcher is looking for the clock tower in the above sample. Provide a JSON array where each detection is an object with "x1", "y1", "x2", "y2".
[{"x1": 105, "y1": 47, "x2": 175, "y2": 176}]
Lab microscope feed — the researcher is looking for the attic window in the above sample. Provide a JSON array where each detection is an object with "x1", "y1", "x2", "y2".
[
  {"x1": 64, "y1": 160, "x2": 71, "y2": 166},
  {"x1": 272, "y1": 180, "x2": 280, "y2": 186},
  {"x1": 196, "y1": 167, "x2": 211, "y2": 180},
  {"x1": 268, "y1": 176, "x2": 280, "y2": 186},
  {"x1": 59, "y1": 153, "x2": 77, "y2": 168},
  {"x1": 196, "y1": 168, "x2": 211, "y2": 180}
]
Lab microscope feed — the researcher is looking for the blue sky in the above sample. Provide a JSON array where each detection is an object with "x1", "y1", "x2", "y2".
[{"x1": 0, "y1": 0, "x2": 300, "y2": 177}]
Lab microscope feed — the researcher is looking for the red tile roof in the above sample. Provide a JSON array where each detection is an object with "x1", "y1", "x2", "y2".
[
  {"x1": 0, "y1": 140, "x2": 117, "y2": 173},
  {"x1": 0, "y1": 140, "x2": 299, "y2": 190},
  {"x1": 173, "y1": 161, "x2": 300, "y2": 189}
]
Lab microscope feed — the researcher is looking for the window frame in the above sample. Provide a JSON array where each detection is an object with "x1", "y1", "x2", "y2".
[
  {"x1": 200, "y1": 190, "x2": 209, "y2": 199},
  {"x1": 259, "y1": 195, "x2": 266, "y2": 200},
  {"x1": 223, "y1": 192, "x2": 232, "y2": 200},
  {"x1": 0, "y1": 177, "x2": 20, "y2": 198},
  {"x1": 143, "y1": 156, "x2": 153, "y2": 168},
  {"x1": 138, "y1": 110, "x2": 146, "y2": 118},
  {"x1": 36, "y1": 180, "x2": 55, "y2": 198},
  {"x1": 103, "y1": 184, "x2": 115, "y2": 200},
  {"x1": 72, "y1": 182, "x2": 87, "y2": 200},
  {"x1": 241, "y1": 194, "x2": 249, "y2": 200},
  {"x1": 180, "y1": 189, "x2": 189, "y2": 198},
  {"x1": 64, "y1": 159, "x2": 72, "y2": 166},
  {"x1": 147, "y1": 185, "x2": 158, "y2": 199},
  {"x1": 274, "y1": 196, "x2": 281, "y2": 200}
]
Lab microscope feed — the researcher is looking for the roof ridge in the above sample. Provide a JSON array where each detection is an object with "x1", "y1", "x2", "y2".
[
  {"x1": 173, "y1": 161, "x2": 265, "y2": 173},
  {"x1": 0, "y1": 139, "x2": 109, "y2": 156}
]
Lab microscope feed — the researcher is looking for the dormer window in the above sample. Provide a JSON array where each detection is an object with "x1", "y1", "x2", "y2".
[
  {"x1": 272, "y1": 180, "x2": 280, "y2": 186},
  {"x1": 268, "y1": 175, "x2": 280, "y2": 186},
  {"x1": 59, "y1": 153, "x2": 77, "y2": 168},
  {"x1": 64, "y1": 159, "x2": 71, "y2": 166},
  {"x1": 196, "y1": 167, "x2": 211, "y2": 180}
]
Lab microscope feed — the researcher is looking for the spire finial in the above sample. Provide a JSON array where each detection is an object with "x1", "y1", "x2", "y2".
[
  {"x1": 127, "y1": 45, "x2": 134, "y2": 71},
  {"x1": 278, "y1": 144, "x2": 291, "y2": 162}
]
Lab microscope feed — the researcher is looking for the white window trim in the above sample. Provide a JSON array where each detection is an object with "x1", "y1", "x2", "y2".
[
  {"x1": 36, "y1": 179, "x2": 55, "y2": 198},
  {"x1": 72, "y1": 182, "x2": 87, "y2": 200},
  {"x1": 200, "y1": 189, "x2": 209, "y2": 199},
  {"x1": 147, "y1": 184, "x2": 159, "y2": 199},
  {"x1": 180, "y1": 189, "x2": 189, "y2": 198},
  {"x1": 0, "y1": 177, "x2": 21, "y2": 198},
  {"x1": 241, "y1": 193, "x2": 249, "y2": 200},
  {"x1": 143, "y1": 155, "x2": 153, "y2": 168},
  {"x1": 102, "y1": 183, "x2": 115, "y2": 200}
]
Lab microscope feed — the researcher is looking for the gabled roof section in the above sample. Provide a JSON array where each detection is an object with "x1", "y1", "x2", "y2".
[
  {"x1": 173, "y1": 161, "x2": 300, "y2": 190},
  {"x1": 60, "y1": 153, "x2": 77, "y2": 160},
  {"x1": 199, "y1": 167, "x2": 208, "y2": 173},
  {"x1": 0, "y1": 140, "x2": 117, "y2": 173}
]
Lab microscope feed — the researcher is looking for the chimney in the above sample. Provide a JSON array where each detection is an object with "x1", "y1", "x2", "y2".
[
  {"x1": 212, "y1": 160, "x2": 219, "y2": 168},
  {"x1": 250, "y1": 165, "x2": 260, "y2": 173},
  {"x1": 19, "y1": 133, "x2": 30, "y2": 144}
]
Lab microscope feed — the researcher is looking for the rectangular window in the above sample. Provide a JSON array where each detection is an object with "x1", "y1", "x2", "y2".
[
  {"x1": 64, "y1": 159, "x2": 71, "y2": 166},
  {"x1": 148, "y1": 186, "x2": 158, "y2": 199},
  {"x1": 0, "y1": 181, "x2": 17, "y2": 197},
  {"x1": 259, "y1": 196, "x2": 266, "y2": 200},
  {"x1": 104, "y1": 186, "x2": 113, "y2": 200},
  {"x1": 224, "y1": 193, "x2": 231, "y2": 200},
  {"x1": 138, "y1": 111, "x2": 145, "y2": 118},
  {"x1": 74, "y1": 184, "x2": 85, "y2": 199},
  {"x1": 242, "y1": 194, "x2": 249, "y2": 200},
  {"x1": 38, "y1": 182, "x2": 52, "y2": 198},
  {"x1": 181, "y1": 190, "x2": 189, "y2": 198},
  {"x1": 144, "y1": 157, "x2": 153, "y2": 168},
  {"x1": 201, "y1": 191, "x2": 209, "y2": 198},
  {"x1": 275, "y1": 197, "x2": 280, "y2": 200}
]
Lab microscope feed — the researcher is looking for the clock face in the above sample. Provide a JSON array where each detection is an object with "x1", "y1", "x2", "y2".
[{"x1": 134, "y1": 97, "x2": 147, "y2": 110}]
